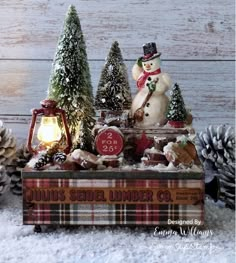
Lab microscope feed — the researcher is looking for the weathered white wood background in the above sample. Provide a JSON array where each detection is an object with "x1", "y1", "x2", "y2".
[{"x1": 0, "y1": 0, "x2": 234, "y2": 143}]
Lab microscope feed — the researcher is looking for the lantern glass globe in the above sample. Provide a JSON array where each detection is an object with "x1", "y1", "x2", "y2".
[{"x1": 37, "y1": 116, "x2": 61, "y2": 143}]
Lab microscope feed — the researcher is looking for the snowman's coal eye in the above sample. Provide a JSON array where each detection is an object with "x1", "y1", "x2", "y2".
[
  {"x1": 150, "y1": 63, "x2": 153, "y2": 65},
  {"x1": 144, "y1": 63, "x2": 146, "y2": 66}
]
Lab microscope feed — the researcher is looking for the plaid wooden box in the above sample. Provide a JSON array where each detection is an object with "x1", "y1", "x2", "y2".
[{"x1": 22, "y1": 170, "x2": 204, "y2": 227}]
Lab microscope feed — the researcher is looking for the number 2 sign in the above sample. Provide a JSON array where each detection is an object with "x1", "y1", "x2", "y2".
[{"x1": 95, "y1": 128, "x2": 124, "y2": 155}]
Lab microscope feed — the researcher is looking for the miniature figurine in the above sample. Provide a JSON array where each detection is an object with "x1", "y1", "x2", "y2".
[{"x1": 131, "y1": 42, "x2": 171, "y2": 127}]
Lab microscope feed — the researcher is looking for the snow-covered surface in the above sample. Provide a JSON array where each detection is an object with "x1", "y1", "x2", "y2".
[
  {"x1": 144, "y1": 147, "x2": 162, "y2": 154},
  {"x1": 176, "y1": 134, "x2": 196, "y2": 143},
  {"x1": 71, "y1": 149, "x2": 98, "y2": 164},
  {"x1": 163, "y1": 142, "x2": 178, "y2": 161},
  {"x1": 0, "y1": 193, "x2": 235, "y2": 263},
  {"x1": 154, "y1": 136, "x2": 167, "y2": 142},
  {"x1": 27, "y1": 152, "x2": 46, "y2": 169},
  {"x1": 119, "y1": 162, "x2": 202, "y2": 173}
]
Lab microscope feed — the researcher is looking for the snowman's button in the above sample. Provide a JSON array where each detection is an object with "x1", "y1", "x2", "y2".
[
  {"x1": 148, "y1": 77, "x2": 152, "y2": 81},
  {"x1": 146, "y1": 103, "x2": 150, "y2": 107},
  {"x1": 145, "y1": 113, "x2": 149, "y2": 117}
]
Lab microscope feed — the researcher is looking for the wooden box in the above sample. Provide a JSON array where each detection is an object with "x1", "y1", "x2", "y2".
[{"x1": 22, "y1": 169, "x2": 204, "y2": 228}]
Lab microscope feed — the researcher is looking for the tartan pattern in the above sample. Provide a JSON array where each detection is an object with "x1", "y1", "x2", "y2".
[{"x1": 23, "y1": 178, "x2": 204, "y2": 226}]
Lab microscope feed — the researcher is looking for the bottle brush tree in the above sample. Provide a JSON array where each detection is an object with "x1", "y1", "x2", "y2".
[
  {"x1": 73, "y1": 119, "x2": 94, "y2": 153},
  {"x1": 95, "y1": 41, "x2": 132, "y2": 112},
  {"x1": 48, "y1": 5, "x2": 95, "y2": 143},
  {"x1": 166, "y1": 83, "x2": 187, "y2": 123}
]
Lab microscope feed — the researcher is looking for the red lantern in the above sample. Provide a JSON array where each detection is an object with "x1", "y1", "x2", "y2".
[{"x1": 27, "y1": 99, "x2": 72, "y2": 154}]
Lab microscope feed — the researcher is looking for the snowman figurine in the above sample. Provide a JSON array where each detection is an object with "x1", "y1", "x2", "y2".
[{"x1": 131, "y1": 42, "x2": 171, "y2": 127}]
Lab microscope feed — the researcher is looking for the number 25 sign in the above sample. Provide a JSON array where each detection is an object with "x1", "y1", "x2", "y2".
[{"x1": 95, "y1": 128, "x2": 124, "y2": 155}]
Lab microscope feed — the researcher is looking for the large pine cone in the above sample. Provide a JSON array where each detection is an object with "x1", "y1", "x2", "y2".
[
  {"x1": 0, "y1": 121, "x2": 17, "y2": 166},
  {"x1": 196, "y1": 125, "x2": 235, "y2": 209},
  {"x1": 7, "y1": 145, "x2": 32, "y2": 195},
  {"x1": 0, "y1": 165, "x2": 10, "y2": 197}
]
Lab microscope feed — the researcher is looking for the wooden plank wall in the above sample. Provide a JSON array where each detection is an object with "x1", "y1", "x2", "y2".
[{"x1": 0, "y1": 0, "x2": 235, "y2": 143}]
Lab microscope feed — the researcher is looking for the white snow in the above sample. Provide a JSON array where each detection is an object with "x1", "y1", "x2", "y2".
[
  {"x1": 71, "y1": 149, "x2": 98, "y2": 164},
  {"x1": 144, "y1": 147, "x2": 162, "y2": 154},
  {"x1": 163, "y1": 142, "x2": 178, "y2": 161},
  {"x1": 98, "y1": 155, "x2": 118, "y2": 160},
  {"x1": 0, "y1": 193, "x2": 235, "y2": 263},
  {"x1": 154, "y1": 136, "x2": 167, "y2": 142},
  {"x1": 120, "y1": 162, "x2": 202, "y2": 173},
  {"x1": 176, "y1": 134, "x2": 196, "y2": 143},
  {"x1": 138, "y1": 162, "x2": 178, "y2": 171},
  {"x1": 27, "y1": 152, "x2": 46, "y2": 168}
]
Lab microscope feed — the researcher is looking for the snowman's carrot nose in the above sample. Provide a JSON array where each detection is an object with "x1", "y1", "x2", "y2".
[{"x1": 145, "y1": 64, "x2": 151, "y2": 69}]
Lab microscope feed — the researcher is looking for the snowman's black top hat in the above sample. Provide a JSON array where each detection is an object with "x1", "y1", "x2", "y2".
[{"x1": 142, "y1": 42, "x2": 161, "y2": 62}]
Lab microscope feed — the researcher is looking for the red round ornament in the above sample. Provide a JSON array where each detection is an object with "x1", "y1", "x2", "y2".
[{"x1": 95, "y1": 128, "x2": 124, "y2": 156}]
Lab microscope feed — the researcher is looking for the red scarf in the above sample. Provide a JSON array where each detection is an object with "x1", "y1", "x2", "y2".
[{"x1": 137, "y1": 68, "x2": 161, "y2": 90}]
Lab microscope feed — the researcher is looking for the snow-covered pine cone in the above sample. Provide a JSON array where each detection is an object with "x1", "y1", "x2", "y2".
[
  {"x1": 34, "y1": 154, "x2": 52, "y2": 170},
  {"x1": 217, "y1": 164, "x2": 235, "y2": 209},
  {"x1": 6, "y1": 144, "x2": 32, "y2": 195},
  {"x1": 0, "y1": 121, "x2": 17, "y2": 166},
  {"x1": 196, "y1": 125, "x2": 235, "y2": 209},
  {"x1": 53, "y1": 152, "x2": 67, "y2": 164},
  {"x1": 0, "y1": 165, "x2": 10, "y2": 197},
  {"x1": 33, "y1": 143, "x2": 62, "y2": 170},
  {"x1": 196, "y1": 125, "x2": 235, "y2": 169}
]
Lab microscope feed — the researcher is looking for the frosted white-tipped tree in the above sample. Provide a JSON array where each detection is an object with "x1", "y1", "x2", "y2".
[
  {"x1": 95, "y1": 41, "x2": 132, "y2": 112},
  {"x1": 48, "y1": 5, "x2": 95, "y2": 144}
]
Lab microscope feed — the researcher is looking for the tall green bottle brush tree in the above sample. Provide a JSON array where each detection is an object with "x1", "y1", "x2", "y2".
[
  {"x1": 95, "y1": 41, "x2": 132, "y2": 113},
  {"x1": 48, "y1": 5, "x2": 95, "y2": 150}
]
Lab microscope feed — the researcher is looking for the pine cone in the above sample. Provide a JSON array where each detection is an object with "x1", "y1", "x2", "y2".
[
  {"x1": 47, "y1": 142, "x2": 60, "y2": 156},
  {"x1": 33, "y1": 143, "x2": 62, "y2": 170},
  {"x1": 0, "y1": 165, "x2": 10, "y2": 196},
  {"x1": 217, "y1": 164, "x2": 235, "y2": 209},
  {"x1": 53, "y1": 152, "x2": 67, "y2": 164},
  {"x1": 196, "y1": 125, "x2": 235, "y2": 209},
  {"x1": 0, "y1": 121, "x2": 17, "y2": 166},
  {"x1": 34, "y1": 153, "x2": 52, "y2": 170},
  {"x1": 6, "y1": 144, "x2": 32, "y2": 195}
]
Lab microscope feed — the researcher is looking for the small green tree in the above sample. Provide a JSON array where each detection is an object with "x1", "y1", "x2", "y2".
[
  {"x1": 95, "y1": 41, "x2": 132, "y2": 112},
  {"x1": 74, "y1": 119, "x2": 94, "y2": 153},
  {"x1": 48, "y1": 5, "x2": 95, "y2": 139},
  {"x1": 166, "y1": 83, "x2": 187, "y2": 121}
]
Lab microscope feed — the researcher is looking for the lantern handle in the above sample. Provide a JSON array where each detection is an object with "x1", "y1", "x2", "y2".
[
  {"x1": 27, "y1": 108, "x2": 44, "y2": 154},
  {"x1": 56, "y1": 108, "x2": 72, "y2": 154}
]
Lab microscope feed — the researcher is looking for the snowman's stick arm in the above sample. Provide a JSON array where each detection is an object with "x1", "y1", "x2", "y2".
[{"x1": 153, "y1": 77, "x2": 159, "y2": 83}]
